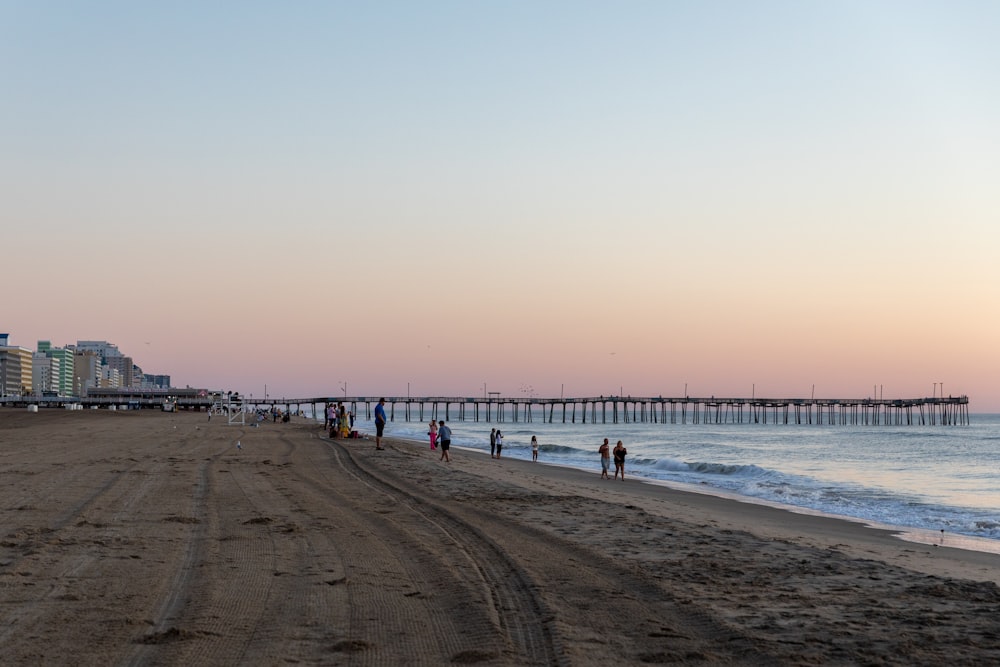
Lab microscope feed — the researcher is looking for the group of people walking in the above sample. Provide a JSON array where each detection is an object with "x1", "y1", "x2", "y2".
[
  {"x1": 426, "y1": 418, "x2": 452, "y2": 462},
  {"x1": 598, "y1": 438, "x2": 628, "y2": 480}
]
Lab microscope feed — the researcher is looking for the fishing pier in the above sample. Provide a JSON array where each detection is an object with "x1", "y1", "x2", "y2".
[
  {"x1": 3, "y1": 392, "x2": 969, "y2": 426},
  {"x1": 298, "y1": 394, "x2": 969, "y2": 427}
]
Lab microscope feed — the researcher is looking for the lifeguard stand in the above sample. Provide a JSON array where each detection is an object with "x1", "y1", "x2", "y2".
[
  {"x1": 227, "y1": 392, "x2": 245, "y2": 426},
  {"x1": 209, "y1": 393, "x2": 225, "y2": 416}
]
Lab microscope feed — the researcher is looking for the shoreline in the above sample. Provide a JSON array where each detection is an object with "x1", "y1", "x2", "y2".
[
  {"x1": 378, "y1": 430, "x2": 1000, "y2": 586},
  {"x1": 337, "y1": 412, "x2": 1000, "y2": 549},
  {"x1": 384, "y1": 428, "x2": 1000, "y2": 559}
]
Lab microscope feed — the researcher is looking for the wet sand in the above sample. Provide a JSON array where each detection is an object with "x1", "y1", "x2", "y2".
[{"x1": 2, "y1": 409, "x2": 999, "y2": 665}]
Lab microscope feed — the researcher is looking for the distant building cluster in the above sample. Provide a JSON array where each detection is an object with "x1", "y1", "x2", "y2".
[{"x1": 0, "y1": 333, "x2": 171, "y2": 398}]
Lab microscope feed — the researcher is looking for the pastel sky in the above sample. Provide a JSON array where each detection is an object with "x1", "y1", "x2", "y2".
[{"x1": 3, "y1": 2, "x2": 999, "y2": 409}]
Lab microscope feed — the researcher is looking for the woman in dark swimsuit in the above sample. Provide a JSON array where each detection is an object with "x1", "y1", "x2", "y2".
[{"x1": 613, "y1": 440, "x2": 627, "y2": 480}]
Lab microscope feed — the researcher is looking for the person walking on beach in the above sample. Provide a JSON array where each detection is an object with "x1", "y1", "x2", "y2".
[
  {"x1": 490, "y1": 428, "x2": 497, "y2": 459},
  {"x1": 374, "y1": 398, "x2": 387, "y2": 450},
  {"x1": 613, "y1": 440, "x2": 627, "y2": 480},
  {"x1": 428, "y1": 419, "x2": 438, "y2": 450},
  {"x1": 599, "y1": 438, "x2": 611, "y2": 479},
  {"x1": 495, "y1": 430, "x2": 503, "y2": 459},
  {"x1": 437, "y1": 420, "x2": 452, "y2": 462},
  {"x1": 531, "y1": 435, "x2": 539, "y2": 462}
]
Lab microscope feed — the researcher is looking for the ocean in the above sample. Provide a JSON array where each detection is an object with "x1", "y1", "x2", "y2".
[{"x1": 318, "y1": 408, "x2": 1000, "y2": 553}]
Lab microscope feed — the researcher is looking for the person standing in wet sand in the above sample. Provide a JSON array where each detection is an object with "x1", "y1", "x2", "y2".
[
  {"x1": 437, "y1": 420, "x2": 452, "y2": 462},
  {"x1": 531, "y1": 435, "x2": 539, "y2": 462},
  {"x1": 613, "y1": 440, "x2": 627, "y2": 480},
  {"x1": 428, "y1": 419, "x2": 438, "y2": 450},
  {"x1": 374, "y1": 398, "x2": 387, "y2": 450},
  {"x1": 339, "y1": 404, "x2": 350, "y2": 438},
  {"x1": 598, "y1": 438, "x2": 611, "y2": 480},
  {"x1": 490, "y1": 428, "x2": 497, "y2": 459},
  {"x1": 495, "y1": 430, "x2": 503, "y2": 459}
]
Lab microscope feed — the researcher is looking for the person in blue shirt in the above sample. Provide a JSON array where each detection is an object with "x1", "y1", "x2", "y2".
[{"x1": 374, "y1": 398, "x2": 387, "y2": 450}]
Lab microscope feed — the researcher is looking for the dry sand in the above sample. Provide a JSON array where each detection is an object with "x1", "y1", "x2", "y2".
[{"x1": 1, "y1": 408, "x2": 999, "y2": 665}]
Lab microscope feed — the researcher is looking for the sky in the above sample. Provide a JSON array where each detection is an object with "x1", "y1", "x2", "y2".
[{"x1": 3, "y1": 1, "x2": 999, "y2": 409}]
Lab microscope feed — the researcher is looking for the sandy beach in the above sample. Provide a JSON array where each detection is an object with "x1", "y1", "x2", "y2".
[{"x1": 1, "y1": 409, "x2": 998, "y2": 665}]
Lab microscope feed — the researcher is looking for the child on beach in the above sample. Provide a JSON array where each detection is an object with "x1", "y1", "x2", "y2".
[
  {"x1": 599, "y1": 439, "x2": 611, "y2": 479},
  {"x1": 531, "y1": 435, "x2": 538, "y2": 462}
]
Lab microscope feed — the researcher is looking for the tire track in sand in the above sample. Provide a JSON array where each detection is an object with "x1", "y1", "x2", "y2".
[
  {"x1": 122, "y1": 450, "x2": 215, "y2": 666},
  {"x1": 321, "y1": 437, "x2": 568, "y2": 666},
  {"x1": 127, "y1": 429, "x2": 348, "y2": 665},
  {"x1": 0, "y1": 455, "x2": 169, "y2": 654},
  {"x1": 279, "y1": 436, "x2": 500, "y2": 664},
  {"x1": 134, "y1": 429, "x2": 284, "y2": 666},
  {"x1": 343, "y1": 440, "x2": 784, "y2": 665}
]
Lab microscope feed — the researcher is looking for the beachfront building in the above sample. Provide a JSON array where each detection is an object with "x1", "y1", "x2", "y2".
[
  {"x1": 75, "y1": 340, "x2": 123, "y2": 360},
  {"x1": 51, "y1": 347, "x2": 74, "y2": 395},
  {"x1": 38, "y1": 341, "x2": 75, "y2": 396},
  {"x1": 73, "y1": 340, "x2": 148, "y2": 389},
  {"x1": 73, "y1": 351, "x2": 100, "y2": 397},
  {"x1": 103, "y1": 354, "x2": 135, "y2": 387},
  {"x1": 0, "y1": 350, "x2": 22, "y2": 396},
  {"x1": 143, "y1": 373, "x2": 171, "y2": 389},
  {"x1": 0, "y1": 334, "x2": 33, "y2": 396},
  {"x1": 31, "y1": 352, "x2": 60, "y2": 395},
  {"x1": 100, "y1": 365, "x2": 122, "y2": 389}
]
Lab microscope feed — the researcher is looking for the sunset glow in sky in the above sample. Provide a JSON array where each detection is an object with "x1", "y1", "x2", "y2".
[{"x1": 3, "y1": 2, "x2": 999, "y2": 409}]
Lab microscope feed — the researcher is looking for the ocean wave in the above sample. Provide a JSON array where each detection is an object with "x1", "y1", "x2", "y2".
[
  {"x1": 537, "y1": 444, "x2": 586, "y2": 455},
  {"x1": 650, "y1": 457, "x2": 690, "y2": 472},
  {"x1": 683, "y1": 461, "x2": 770, "y2": 477},
  {"x1": 629, "y1": 456, "x2": 659, "y2": 466}
]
